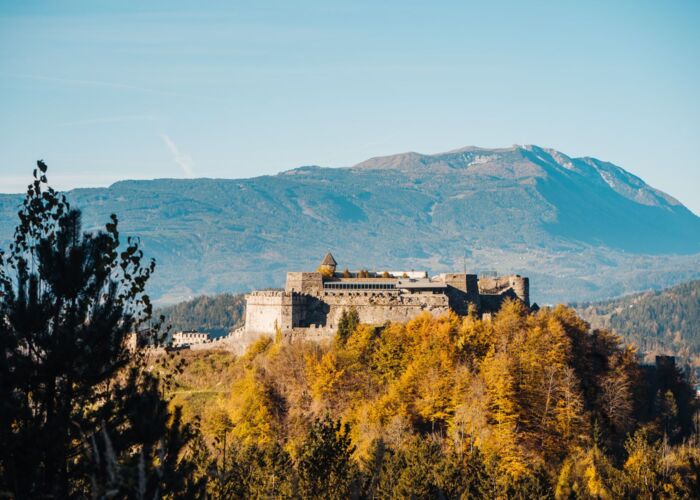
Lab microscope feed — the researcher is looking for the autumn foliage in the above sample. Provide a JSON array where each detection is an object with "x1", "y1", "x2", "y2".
[{"x1": 169, "y1": 300, "x2": 700, "y2": 497}]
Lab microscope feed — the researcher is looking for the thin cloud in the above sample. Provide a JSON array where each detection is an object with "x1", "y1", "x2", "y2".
[
  {"x1": 160, "y1": 134, "x2": 195, "y2": 177},
  {"x1": 56, "y1": 114, "x2": 160, "y2": 127},
  {"x1": 5, "y1": 73, "x2": 221, "y2": 101},
  {"x1": 9, "y1": 72, "x2": 175, "y2": 95}
]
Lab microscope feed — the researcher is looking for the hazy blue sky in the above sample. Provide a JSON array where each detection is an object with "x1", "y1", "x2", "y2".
[{"x1": 1, "y1": 0, "x2": 699, "y2": 213}]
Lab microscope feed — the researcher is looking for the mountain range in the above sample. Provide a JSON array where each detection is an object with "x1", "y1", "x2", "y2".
[{"x1": 1, "y1": 145, "x2": 698, "y2": 304}]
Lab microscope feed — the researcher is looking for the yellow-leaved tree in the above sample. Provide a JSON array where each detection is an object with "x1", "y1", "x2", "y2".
[{"x1": 158, "y1": 297, "x2": 700, "y2": 498}]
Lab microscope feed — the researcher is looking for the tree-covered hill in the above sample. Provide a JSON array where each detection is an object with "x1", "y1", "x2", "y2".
[
  {"x1": 575, "y1": 280, "x2": 700, "y2": 364},
  {"x1": 156, "y1": 293, "x2": 246, "y2": 338},
  {"x1": 157, "y1": 302, "x2": 700, "y2": 497}
]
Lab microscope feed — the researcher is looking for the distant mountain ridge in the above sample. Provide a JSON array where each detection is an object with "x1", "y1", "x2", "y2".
[
  {"x1": 351, "y1": 145, "x2": 697, "y2": 254},
  {"x1": 355, "y1": 145, "x2": 683, "y2": 208},
  {"x1": 1, "y1": 145, "x2": 698, "y2": 304}
]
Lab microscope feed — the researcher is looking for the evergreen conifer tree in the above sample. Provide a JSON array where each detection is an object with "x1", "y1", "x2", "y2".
[
  {"x1": 0, "y1": 162, "x2": 203, "y2": 497},
  {"x1": 336, "y1": 307, "x2": 359, "y2": 346},
  {"x1": 296, "y1": 415, "x2": 358, "y2": 499}
]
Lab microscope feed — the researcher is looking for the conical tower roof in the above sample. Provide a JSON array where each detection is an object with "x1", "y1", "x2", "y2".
[{"x1": 321, "y1": 252, "x2": 337, "y2": 266}]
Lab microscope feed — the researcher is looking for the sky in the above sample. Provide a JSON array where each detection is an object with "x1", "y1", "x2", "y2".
[{"x1": 1, "y1": 0, "x2": 699, "y2": 214}]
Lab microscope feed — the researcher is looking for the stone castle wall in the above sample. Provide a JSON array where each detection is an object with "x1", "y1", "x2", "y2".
[
  {"x1": 245, "y1": 291, "x2": 294, "y2": 334},
  {"x1": 322, "y1": 291, "x2": 450, "y2": 331},
  {"x1": 478, "y1": 275, "x2": 529, "y2": 306},
  {"x1": 244, "y1": 289, "x2": 451, "y2": 343}
]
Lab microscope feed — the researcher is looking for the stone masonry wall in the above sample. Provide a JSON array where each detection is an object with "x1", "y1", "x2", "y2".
[
  {"x1": 322, "y1": 291, "x2": 450, "y2": 330},
  {"x1": 478, "y1": 275, "x2": 529, "y2": 306},
  {"x1": 285, "y1": 272, "x2": 323, "y2": 294},
  {"x1": 244, "y1": 289, "x2": 452, "y2": 344},
  {"x1": 244, "y1": 291, "x2": 292, "y2": 334},
  {"x1": 243, "y1": 275, "x2": 529, "y2": 349}
]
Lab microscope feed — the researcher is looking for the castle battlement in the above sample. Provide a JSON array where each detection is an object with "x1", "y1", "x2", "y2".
[
  {"x1": 247, "y1": 290, "x2": 288, "y2": 297},
  {"x1": 240, "y1": 253, "x2": 531, "y2": 348}
]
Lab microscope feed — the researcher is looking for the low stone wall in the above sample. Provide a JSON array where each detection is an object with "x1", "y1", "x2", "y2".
[{"x1": 189, "y1": 327, "x2": 255, "y2": 355}]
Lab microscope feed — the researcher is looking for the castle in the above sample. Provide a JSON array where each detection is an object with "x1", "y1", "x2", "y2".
[{"x1": 240, "y1": 253, "x2": 530, "y2": 344}]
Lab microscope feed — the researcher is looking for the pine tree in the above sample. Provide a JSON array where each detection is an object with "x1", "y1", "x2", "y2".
[
  {"x1": 296, "y1": 415, "x2": 358, "y2": 499},
  {"x1": 336, "y1": 306, "x2": 359, "y2": 346},
  {"x1": 0, "y1": 162, "x2": 203, "y2": 497}
]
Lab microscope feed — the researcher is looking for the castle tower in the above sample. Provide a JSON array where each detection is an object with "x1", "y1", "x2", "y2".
[
  {"x1": 318, "y1": 252, "x2": 337, "y2": 276},
  {"x1": 510, "y1": 276, "x2": 530, "y2": 307}
]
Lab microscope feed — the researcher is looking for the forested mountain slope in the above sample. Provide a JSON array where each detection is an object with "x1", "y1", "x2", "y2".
[
  {"x1": 156, "y1": 293, "x2": 246, "y2": 338},
  {"x1": 576, "y1": 280, "x2": 700, "y2": 363},
  {"x1": 2, "y1": 145, "x2": 698, "y2": 304}
]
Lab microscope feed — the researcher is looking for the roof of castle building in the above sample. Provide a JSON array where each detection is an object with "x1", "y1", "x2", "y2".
[
  {"x1": 397, "y1": 278, "x2": 448, "y2": 289},
  {"x1": 321, "y1": 252, "x2": 337, "y2": 266}
]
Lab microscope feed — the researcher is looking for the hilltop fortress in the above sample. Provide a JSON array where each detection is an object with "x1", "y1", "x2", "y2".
[{"x1": 239, "y1": 253, "x2": 530, "y2": 345}]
